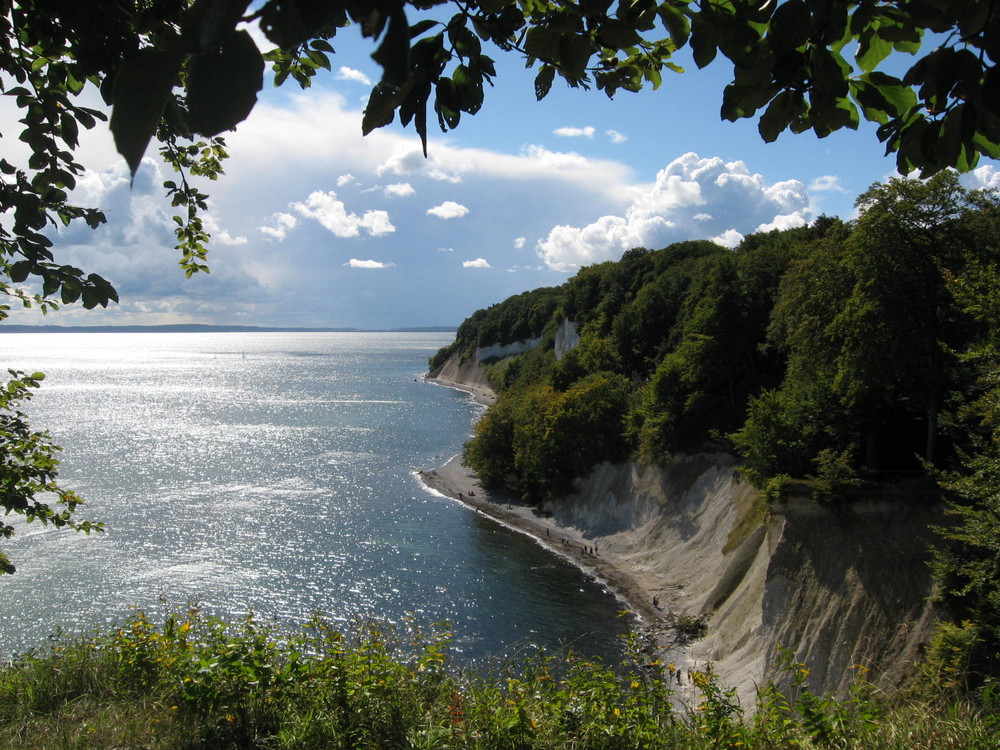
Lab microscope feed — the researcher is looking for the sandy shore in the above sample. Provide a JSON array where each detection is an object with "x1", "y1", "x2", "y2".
[
  {"x1": 421, "y1": 373, "x2": 691, "y2": 666},
  {"x1": 424, "y1": 376, "x2": 496, "y2": 407},
  {"x1": 416, "y1": 454, "x2": 667, "y2": 630}
]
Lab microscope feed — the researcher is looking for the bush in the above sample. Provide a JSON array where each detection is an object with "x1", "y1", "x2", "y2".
[{"x1": 1, "y1": 610, "x2": 997, "y2": 749}]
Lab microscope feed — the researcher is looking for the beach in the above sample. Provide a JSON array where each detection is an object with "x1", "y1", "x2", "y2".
[{"x1": 417, "y1": 454, "x2": 670, "y2": 634}]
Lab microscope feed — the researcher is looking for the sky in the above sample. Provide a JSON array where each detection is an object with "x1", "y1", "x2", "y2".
[{"x1": 6, "y1": 19, "x2": 1000, "y2": 330}]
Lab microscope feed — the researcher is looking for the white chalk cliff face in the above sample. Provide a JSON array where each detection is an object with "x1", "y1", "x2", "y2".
[
  {"x1": 554, "y1": 319, "x2": 580, "y2": 361},
  {"x1": 429, "y1": 344, "x2": 939, "y2": 706},
  {"x1": 544, "y1": 457, "x2": 938, "y2": 705}
]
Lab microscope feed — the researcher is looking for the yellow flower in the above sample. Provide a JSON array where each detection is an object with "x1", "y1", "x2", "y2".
[
  {"x1": 613, "y1": 707, "x2": 621, "y2": 717},
  {"x1": 630, "y1": 680, "x2": 641, "y2": 689}
]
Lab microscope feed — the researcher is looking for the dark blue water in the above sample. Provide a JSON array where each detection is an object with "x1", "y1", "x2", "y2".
[{"x1": 0, "y1": 332, "x2": 628, "y2": 662}]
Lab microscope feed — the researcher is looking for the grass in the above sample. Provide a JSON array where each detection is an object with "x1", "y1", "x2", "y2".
[{"x1": 0, "y1": 608, "x2": 997, "y2": 749}]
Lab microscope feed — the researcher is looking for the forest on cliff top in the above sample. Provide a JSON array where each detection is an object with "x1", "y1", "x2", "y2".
[{"x1": 432, "y1": 171, "x2": 1000, "y2": 679}]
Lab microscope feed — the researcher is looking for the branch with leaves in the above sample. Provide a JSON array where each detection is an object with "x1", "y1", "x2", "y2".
[{"x1": 0, "y1": 370, "x2": 102, "y2": 574}]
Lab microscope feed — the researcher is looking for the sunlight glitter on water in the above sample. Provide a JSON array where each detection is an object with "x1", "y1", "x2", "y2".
[{"x1": 1, "y1": 332, "x2": 628, "y2": 663}]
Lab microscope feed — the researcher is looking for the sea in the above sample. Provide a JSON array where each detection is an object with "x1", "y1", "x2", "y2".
[{"x1": 0, "y1": 332, "x2": 629, "y2": 663}]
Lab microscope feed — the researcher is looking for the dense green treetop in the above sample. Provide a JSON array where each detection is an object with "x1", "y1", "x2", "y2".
[
  {"x1": 449, "y1": 173, "x2": 1000, "y2": 676},
  {"x1": 451, "y1": 172, "x2": 999, "y2": 498}
]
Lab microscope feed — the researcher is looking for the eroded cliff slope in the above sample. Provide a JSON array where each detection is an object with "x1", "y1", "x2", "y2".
[
  {"x1": 430, "y1": 348, "x2": 940, "y2": 705},
  {"x1": 545, "y1": 457, "x2": 939, "y2": 704}
]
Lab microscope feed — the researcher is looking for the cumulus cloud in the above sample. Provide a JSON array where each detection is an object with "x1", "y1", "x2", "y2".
[
  {"x1": 513, "y1": 236, "x2": 526, "y2": 249},
  {"x1": 810, "y1": 175, "x2": 846, "y2": 192},
  {"x1": 337, "y1": 174, "x2": 356, "y2": 187},
  {"x1": 260, "y1": 212, "x2": 300, "y2": 241},
  {"x1": 711, "y1": 229, "x2": 744, "y2": 248},
  {"x1": 606, "y1": 129, "x2": 628, "y2": 144},
  {"x1": 427, "y1": 201, "x2": 470, "y2": 219},
  {"x1": 553, "y1": 126, "x2": 595, "y2": 138},
  {"x1": 292, "y1": 190, "x2": 395, "y2": 237},
  {"x1": 345, "y1": 258, "x2": 394, "y2": 269},
  {"x1": 969, "y1": 165, "x2": 1000, "y2": 189},
  {"x1": 384, "y1": 182, "x2": 415, "y2": 197},
  {"x1": 203, "y1": 213, "x2": 248, "y2": 245},
  {"x1": 337, "y1": 67, "x2": 372, "y2": 85},
  {"x1": 536, "y1": 152, "x2": 812, "y2": 271},
  {"x1": 463, "y1": 258, "x2": 491, "y2": 268},
  {"x1": 376, "y1": 143, "x2": 461, "y2": 183}
]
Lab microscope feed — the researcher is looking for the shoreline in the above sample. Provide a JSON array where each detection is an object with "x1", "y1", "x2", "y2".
[
  {"x1": 420, "y1": 373, "x2": 688, "y2": 665},
  {"x1": 423, "y1": 375, "x2": 497, "y2": 407},
  {"x1": 416, "y1": 454, "x2": 666, "y2": 630}
]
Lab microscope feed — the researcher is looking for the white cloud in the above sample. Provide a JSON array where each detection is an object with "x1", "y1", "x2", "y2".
[
  {"x1": 436, "y1": 247, "x2": 454, "y2": 252},
  {"x1": 384, "y1": 182, "x2": 415, "y2": 197},
  {"x1": 292, "y1": 190, "x2": 395, "y2": 237},
  {"x1": 203, "y1": 213, "x2": 248, "y2": 245},
  {"x1": 553, "y1": 126, "x2": 595, "y2": 138},
  {"x1": 606, "y1": 129, "x2": 628, "y2": 144},
  {"x1": 810, "y1": 175, "x2": 846, "y2": 192},
  {"x1": 427, "y1": 201, "x2": 469, "y2": 219},
  {"x1": 224, "y1": 91, "x2": 633, "y2": 205},
  {"x1": 260, "y1": 212, "x2": 300, "y2": 241},
  {"x1": 428, "y1": 168, "x2": 462, "y2": 183},
  {"x1": 337, "y1": 174, "x2": 356, "y2": 187},
  {"x1": 755, "y1": 211, "x2": 811, "y2": 233},
  {"x1": 513, "y1": 236, "x2": 526, "y2": 249},
  {"x1": 463, "y1": 258, "x2": 491, "y2": 268},
  {"x1": 969, "y1": 165, "x2": 1000, "y2": 189},
  {"x1": 337, "y1": 67, "x2": 372, "y2": 86},
  {"x1": 345, "y1": 258, "x2": 394, "y2": 269},
  {"x1": 711, "y1": 229, "x2": 744, "y2": 248},
  {"x1": 376, "y1": 143, "x2": 462, "y2": 183},
  {"x1": 536, "y1": 152, "x2": 812, "y2": 271}
]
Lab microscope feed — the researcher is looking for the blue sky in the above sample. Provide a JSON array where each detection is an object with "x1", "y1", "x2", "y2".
[{"x1": 6, "y1": 21, "x2": 1000, "y2": 329}]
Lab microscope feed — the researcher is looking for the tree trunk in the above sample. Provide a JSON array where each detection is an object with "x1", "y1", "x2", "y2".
[
  {"x1": 866, "y1": 433, "x2": 879, "y2": 472},
  {"x1": 926, "y1": 399, "x2": 938, "y2": 466}
]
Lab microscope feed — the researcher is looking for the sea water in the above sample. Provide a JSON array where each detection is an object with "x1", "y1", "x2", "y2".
[{"x1": 0, "y1": 332, "x2": 628, "y2": 662}]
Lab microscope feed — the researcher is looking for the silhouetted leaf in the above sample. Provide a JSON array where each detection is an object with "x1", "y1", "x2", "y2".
[
  {"x1": 187, "y1": 31, "x2": 263, "y2": 137},
  {"x1": 110, "y1": 38, "x2": 184, "y2": 177}
]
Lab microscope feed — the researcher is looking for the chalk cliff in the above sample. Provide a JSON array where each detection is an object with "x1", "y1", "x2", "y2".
[
  {"x1": 427, "y1": 347, "x2": 496, "y2": 398},
  {"x1": 544, "y1": 458, "x2": 939, "y2": 705},
  {"x1": 428, "y1": 347, "x2": 939, "y2": 705}
]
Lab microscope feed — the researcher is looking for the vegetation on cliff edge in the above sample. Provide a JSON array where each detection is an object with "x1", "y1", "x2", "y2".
[
  {"x1": 439, "y1": 171, "x2": 1000, "y2": 682},
  {"x1": 1, "y1": 607, "x2": 997, "y2": 749}
]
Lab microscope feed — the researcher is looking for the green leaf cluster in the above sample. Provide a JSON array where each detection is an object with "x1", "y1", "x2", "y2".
[{"x1": 0, "y1": 369, "x2": 102, "y2": 574}]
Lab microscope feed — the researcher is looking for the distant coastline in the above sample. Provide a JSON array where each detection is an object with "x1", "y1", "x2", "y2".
[{"x1": 0, "y1": 324, "x2": 457, "y2": 334}]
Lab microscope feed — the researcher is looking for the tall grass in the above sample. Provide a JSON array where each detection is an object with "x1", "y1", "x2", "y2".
[{"x1": 0, "y1": 608, "x2": 996, "y2": 749}]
